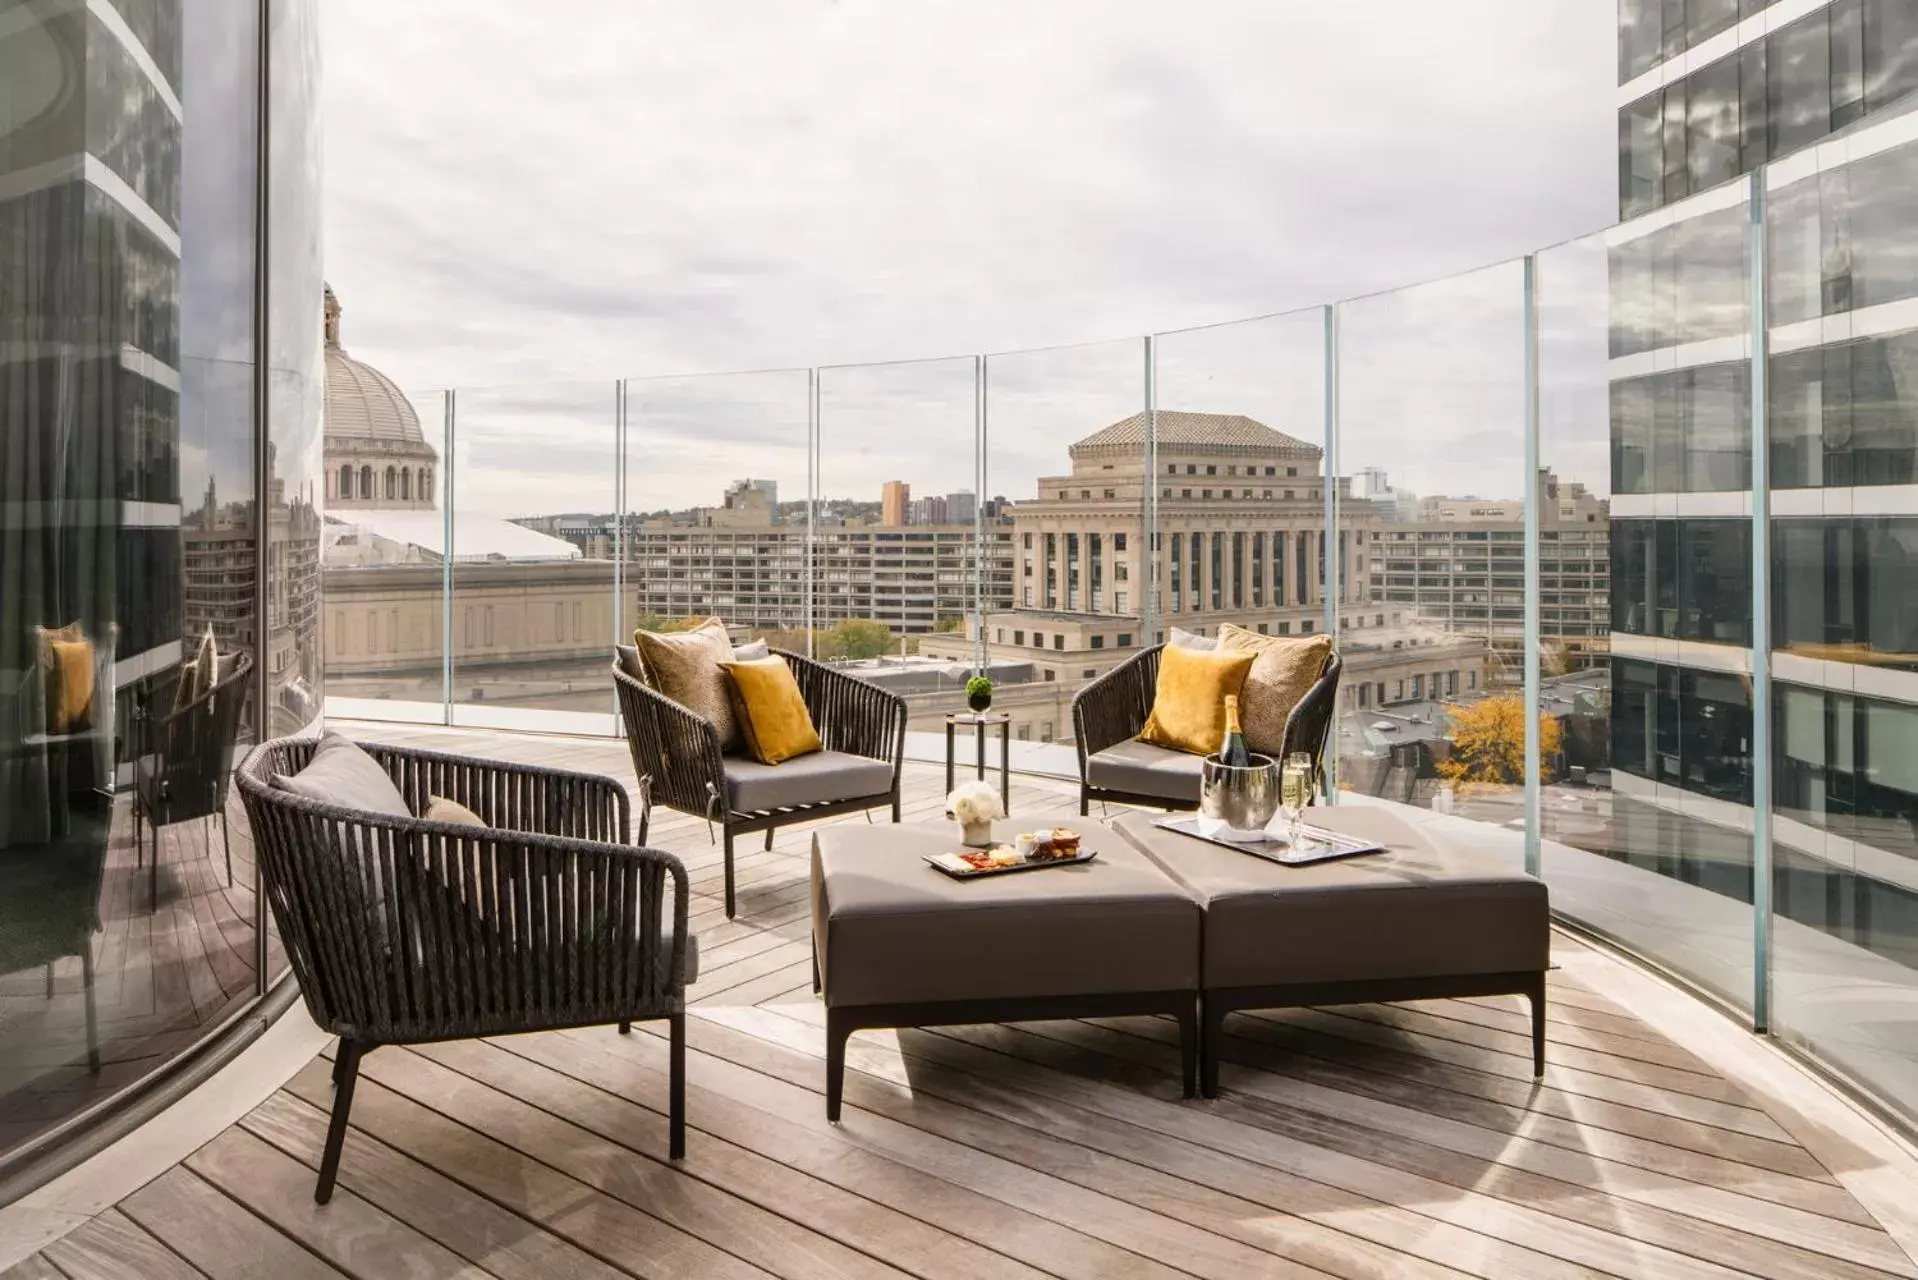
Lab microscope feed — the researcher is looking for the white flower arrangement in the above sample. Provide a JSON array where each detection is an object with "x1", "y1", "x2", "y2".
[{"x1": 945, "y1": 780, "x2": 1006, "y2": 826}]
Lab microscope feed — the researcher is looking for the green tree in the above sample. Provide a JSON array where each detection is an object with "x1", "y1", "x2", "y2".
[
  {"x1": 932, "y1": 616, "x2": 963, "y2": 633},
  {"x1": 819, "y1": 619, "x2": 895, "y2": 661}
]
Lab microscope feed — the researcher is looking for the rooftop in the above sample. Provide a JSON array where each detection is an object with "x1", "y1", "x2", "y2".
[
  {"x1": 1071, "y1": 411, "x2": 1320, "y2": 457},
  {"x1": 6, "y1": 726, "x2": 1916, "y2": 1280}
]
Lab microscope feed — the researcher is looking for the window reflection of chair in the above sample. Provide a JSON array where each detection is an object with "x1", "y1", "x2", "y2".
[
  {"x1": 132, "y1": 653, "x2": 253, "y2": 909},
  {"x1": 0, "y1": 829, "x2": 107, "y2": 1073}
]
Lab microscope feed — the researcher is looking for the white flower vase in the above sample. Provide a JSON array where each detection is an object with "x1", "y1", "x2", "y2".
[{"x1": 960, "y1": 819, "x2": 994, "y2": 848}]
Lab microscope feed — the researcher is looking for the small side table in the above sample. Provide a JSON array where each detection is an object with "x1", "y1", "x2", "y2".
[{"x1": 944, "y1": 711, "x2": 1011, "y2": 813}]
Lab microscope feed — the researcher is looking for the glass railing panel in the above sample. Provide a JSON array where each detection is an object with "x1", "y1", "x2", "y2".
[
  {"x1": 321, "y1": 387, "x2": 448, "y2": 725},
  {"x1": 449, "y1": 382, "x2": 620, "y2": 735},
  {"x1": 981, "y1": 339, "x2": 1147, "y2": 756},
  {"x1": 1765, "y1": 136, "x2": 1918, "y2": 1113},
  {"x1": 1150, "y1": 311, "x2": 1329, "y2": 764},
  {"x1": 815, "y1": 358, "x2": 981, "y2": 732},
  {"x1": 1540, "y1": 186, "x2": 1757, "y2": 1012},
  {"x1": 622, "y1": 369, "x2": 812, "y2": 653},
  {"x1": 1334, "y1": 261, "x2": 1529, "y2": 845}
]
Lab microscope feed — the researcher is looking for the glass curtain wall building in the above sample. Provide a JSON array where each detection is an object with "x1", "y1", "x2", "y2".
[
  {"x1": 1597, "y1": 0, "x2": 1918, "y2": 1120},
  {"x1": 0, "y1": 0, "x2": 322, "y2": 1178}
]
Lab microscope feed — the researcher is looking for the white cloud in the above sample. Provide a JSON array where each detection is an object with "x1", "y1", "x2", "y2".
[{"x1": 323, "y1": 0, "x2": 1617, "y2": 511}]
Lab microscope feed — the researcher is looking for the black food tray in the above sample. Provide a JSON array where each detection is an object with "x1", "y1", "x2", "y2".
[{"x1": 924, "y1": 849, "x2": 1100, "y2": 879}]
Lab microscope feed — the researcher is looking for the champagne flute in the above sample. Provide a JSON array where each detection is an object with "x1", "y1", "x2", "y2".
[{"x1": 1280, "y1": 752, "x2": 1313, "y2": 848}]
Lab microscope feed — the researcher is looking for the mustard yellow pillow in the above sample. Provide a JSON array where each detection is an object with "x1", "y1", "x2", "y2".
[
  {"x1": 1138, "y1": 643, "x2": 1256, "y2": 757},
  {"x1": 720, "y1": 657, "x2": 822, "y2": 765},
  {"x1": 1216, "y1": 624, "x2": 1333, "y2": 756},
  {"x1": 46, "y1": 638, "x2": 96, "y2": 734}
]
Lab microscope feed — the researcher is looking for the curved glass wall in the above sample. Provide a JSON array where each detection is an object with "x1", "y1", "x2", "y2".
[
  {"x1": 312, "y1": 15, "x2": 1918, "y2": 1134},
  {"x1": 0, "y1": 0, "x2": 322, "y2": 1170}
]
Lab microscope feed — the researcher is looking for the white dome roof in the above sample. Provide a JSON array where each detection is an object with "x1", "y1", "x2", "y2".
[{"x1": 323, "y1": 285, "x2": 433, "y2": 457}]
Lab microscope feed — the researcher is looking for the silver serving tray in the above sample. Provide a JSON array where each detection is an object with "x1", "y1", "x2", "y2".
[
  {"x1": 1154, "y1": 815, "x2": 1385, "y2": 866},
  {"x1": 923, "y1": 848, "x2": 1100, "y2": 879}
]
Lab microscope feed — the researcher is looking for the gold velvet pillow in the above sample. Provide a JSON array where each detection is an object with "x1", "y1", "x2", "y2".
[
  {"x1": 635, "y1": 617, "x2": 739, "y2": 749},
  {"x1": 1138, "y1": 643, "x2": 1256, "y2": 757},
  {"x1": 720, "y1": 657, "x2": 822, "y2": 765},
  {"x1": 1216, "y1": 625, "x2": 1333, "y2": 756},
  {"x1": 424, "y1": 795, "x2": 485, "y2": 826},
  {"x1": 46, "y1": 638, "x2": 96, "y2": 734}
]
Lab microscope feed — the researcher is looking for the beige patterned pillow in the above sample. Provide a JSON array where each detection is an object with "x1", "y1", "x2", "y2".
[
  {"x1": 635, "y1": 617, "x2": 740, "y2": 749},
  {"x1": 1215, "y1": 624, "x2": 1332, "y2": 757}
]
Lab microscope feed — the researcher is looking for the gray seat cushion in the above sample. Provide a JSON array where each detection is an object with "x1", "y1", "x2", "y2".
[
  {"x1": 1086, "y1": 738, "x2": 1204, "y2": 803},
  {"x1": 724, "y1": 749, "x2": 892, "y2": 814},
  {"x1": 1116, "y1": 806, "x2": 1548, "y2": 989},
  {"x1": 811, "y1": 822, "x2": 1199, "y2": 1007}
]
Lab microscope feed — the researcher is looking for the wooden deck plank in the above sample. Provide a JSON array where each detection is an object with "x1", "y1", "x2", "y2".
[
  {"x1": 478, "y1": 1033, "x2": 1057, "y2": 1280},
  {"x1": 279, "y1": 1062, "x2": 774, "y2": 1280},
  {"x1": 120, "y1": 1167, "x2": 348, "y2": 1280},
  {"x1": 356, "y1": 1043, "x2": 909, "y2": 1280},
  {"x1": 734, "y1": 1005, "x2": 1764, "y2": 1280},
  {"x1": 240, "y1": 1091, "x2": 633, "y2": 1280},
  {"x1": 37, "y1": 1209, "x2": 207, "y2": 1280},
  {"x1": 962, "y1": 1014, "x2": 1907, "y2": 1279},
  {"x1": 184, "y1": 1128, "x2": 491, "y2": 1280}
]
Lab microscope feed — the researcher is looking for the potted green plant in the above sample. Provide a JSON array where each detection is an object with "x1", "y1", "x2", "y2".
[{"x1": 965, "y1": 674, "x2": 994, "y2": 712}]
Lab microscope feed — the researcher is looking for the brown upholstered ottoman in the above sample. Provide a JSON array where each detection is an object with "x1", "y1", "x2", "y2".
[
  {"x1": 1114, "y1": 806, "x2": 1550, "y2": 1097},
  {"x1": 811, "y1": 821, "x2": 1201, "y2": 1119}
]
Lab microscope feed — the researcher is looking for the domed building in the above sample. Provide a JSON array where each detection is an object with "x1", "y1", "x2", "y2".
[
  {"x1": 324, "y1": 286, "x2": 435, "y2": 510},
  {"x1": 319, "y1": 288, "x2": 617, "y2": 718}
]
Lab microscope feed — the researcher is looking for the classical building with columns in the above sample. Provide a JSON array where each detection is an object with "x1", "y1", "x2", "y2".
[{"x1": 920, "y1": 411, "x2": 1414, "y2": 740}]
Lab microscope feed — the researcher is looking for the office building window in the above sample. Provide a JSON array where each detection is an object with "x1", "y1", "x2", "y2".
[
  {"x1": 1091, "y1": 635, "x2": 1104, "y2": 649},
  {"x1": 1053, "y1": 635, "x2": 1064, "y2": 650},
  {"x1": 1118, "y1": 633, "x2": 1132, "y2": 647},
  {"x1": 1014, "y1": 630, "x2": 1025, "y2": 646}
]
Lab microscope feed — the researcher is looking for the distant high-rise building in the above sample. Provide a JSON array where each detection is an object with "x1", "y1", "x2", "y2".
[
  {"x1": 881, "y1": 480, "x2": 910, "y2": 526},
  {"x1": 946, "y1": 490, "x2": 977, "y2": 525},
  {"x1": 727, "y1": 478, "x2": 779, "y2": 517},
  {"x1": 908, "y1": 495, "x2": 949, "y2": 526}
]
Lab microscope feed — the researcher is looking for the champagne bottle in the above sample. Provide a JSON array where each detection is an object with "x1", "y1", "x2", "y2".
[{"x1": 1220, "y1": 694, "x2": 1252, "y2": 767}]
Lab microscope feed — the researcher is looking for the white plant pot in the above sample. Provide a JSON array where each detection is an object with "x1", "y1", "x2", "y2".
[{"x1": 960, "y1": 819, "x2": 995, "y2": 848}]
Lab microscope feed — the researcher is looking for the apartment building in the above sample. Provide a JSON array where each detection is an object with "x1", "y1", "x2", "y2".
[
  {"x1": 629, "y1": 498, "x2": 1015, "y2": 635},
  {"x1": 1376, "y1": 468, "x2": 1610, "y2": 675}
]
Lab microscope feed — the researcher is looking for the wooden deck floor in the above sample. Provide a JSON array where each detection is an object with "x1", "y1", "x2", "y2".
[{"x1": 7, "y1": 723, "x2": 1918, "y2": 1280}]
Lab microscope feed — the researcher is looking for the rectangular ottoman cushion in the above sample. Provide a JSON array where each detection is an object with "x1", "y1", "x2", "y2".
[
  {"x1": 1117, "y1": 806, "x2": 1547, "y2": 989},
  {"x1": 812, "y1": 823, "x2": 1199, "y2": 1008}
]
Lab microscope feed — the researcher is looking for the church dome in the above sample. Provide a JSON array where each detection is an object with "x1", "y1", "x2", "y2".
[{"x1": 323, "y1": 285, "x2": 432, "y2": 455}]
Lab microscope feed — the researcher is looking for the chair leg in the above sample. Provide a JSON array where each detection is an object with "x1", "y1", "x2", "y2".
[
  {"x1": 723, "y1": 828, "x2": 736, "y2": 919},
  {"x1": 44, "y1": 962, "x2": 54, "y2": 1000},
  {"x1": 890, "y1": 793, "x2": 900, "y2": 823},
  {"x1": 317, "y1": 1039, "x2": 366, "y2": 1204},
  {"x1": 149, "y1": 821, "x2": 160, "y2": 911},
  {"x1": 669, "y1": 1012, "x2": 686, "y2": 1159},
  {"x1": 618, "y1": 1020, "x2": 632, "y2": 1035},
  {"x1": 1080, "y1": 790, "x2": 1089, "y2": 817},
  {"x1": 825, "y1": 1009, "x2": 849, "y2": 1122},
  {"x1": 811, "y1": 938, "x2": 821, "y2": 994},
  {"x1": 764, "y1": 827, "x2": 774, "y2": 852},
  {"x1": 133, "y1": 797, "x2": 143, "y2": 866},
  {"x1": 221, "y1": 809, "x2": 233, "y2": 887},
  {"x1": 1527, "y1": 974, "x2": 1547, "y2": 1077},
  {"x1": 81, "y1": 944, "x2": 100, "y2": 1073}
]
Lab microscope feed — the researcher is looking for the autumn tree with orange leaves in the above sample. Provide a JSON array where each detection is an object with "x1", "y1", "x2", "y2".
[{"x1": 1435, "y1": 696, "x2": 1562, "y2": 787}]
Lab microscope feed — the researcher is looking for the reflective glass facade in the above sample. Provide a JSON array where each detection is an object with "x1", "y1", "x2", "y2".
[{"x1": 0, "y1": 0, "x2": 321, "y2": 1170}]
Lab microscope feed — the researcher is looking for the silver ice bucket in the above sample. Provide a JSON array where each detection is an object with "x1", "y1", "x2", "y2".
[{"x1": 1199, "y1": 752, "x2": 1279, "y2": 834}]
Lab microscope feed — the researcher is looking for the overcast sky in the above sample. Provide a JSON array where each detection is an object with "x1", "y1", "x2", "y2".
[{"x1": 321, "y1": 2, "x2": 1619, "y2": 515}]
